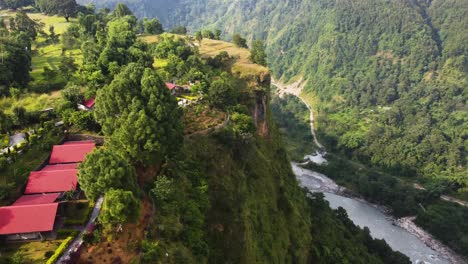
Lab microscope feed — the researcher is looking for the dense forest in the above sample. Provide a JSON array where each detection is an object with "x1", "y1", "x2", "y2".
[
  {"x1": 78, "y1": 0, "x2": 467, "y2": 196},
  {"x1": 0, "y1": 2, "x2": 412, "y2": 263}
]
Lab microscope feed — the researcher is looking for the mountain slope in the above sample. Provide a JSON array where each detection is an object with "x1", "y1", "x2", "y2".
[{"x1": 78, "y1": 0, "x2": 467, "y2": 190}]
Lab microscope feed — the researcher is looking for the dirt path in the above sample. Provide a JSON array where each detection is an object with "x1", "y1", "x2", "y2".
[{"x1": 271, "y1": 78, "x2": 325, "y2": 149}]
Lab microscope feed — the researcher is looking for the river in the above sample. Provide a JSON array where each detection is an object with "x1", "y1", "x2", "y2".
[{"x1": 292, "y1": 160, "x2": 455, "y2": 264}]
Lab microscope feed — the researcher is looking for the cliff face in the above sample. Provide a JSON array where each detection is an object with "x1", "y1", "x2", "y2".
[{"x1": 185, "y1": 102, "x2": 313, "y2": 264}]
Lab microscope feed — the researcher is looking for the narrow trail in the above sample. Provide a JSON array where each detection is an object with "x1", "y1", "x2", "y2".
[{"x1": 271, "y1": 78, "x2": 324, "y2": 150}]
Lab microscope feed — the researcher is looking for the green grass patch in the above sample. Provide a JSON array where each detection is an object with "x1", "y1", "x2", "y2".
[
  {"x1": 0, "y1": 240, "x2": 64, "y2": 264},
  {"x1": 0, "y1": 91, "x2": 63, "y2": 114}
]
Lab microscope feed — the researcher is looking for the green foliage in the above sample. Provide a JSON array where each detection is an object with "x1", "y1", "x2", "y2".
[
  {"x1": 63, "y1": 110, "x2": 99, "y2": 131},
  {"x1": 415, "y1": 201, "x2": 468, "y2": 256},
  {"x1": 0, "y1": 32, "x2": 32, "y2": 87},
  {"x1": 232, "y1": 33, "x2": 247, "y2": 48},
  {"x1": 45, "y1": 236, "x2": 73, "y2": 264},
  {"x1": 170, "y1": 25, "x2": 187, "y2": 35},
  {"x1": 151, "y1": 175, "x2": 175, "y2": 203},
  {"x1": 142, "y1": 17, "x2": 163, "y2": 34},
  {"x1": 100, "y1": 189, "x2": 141, "y2": 225},
  {"x1": 113, "y1": 3, "x2": 133, "y2": 18},
  {"x1": 61, "y1": 83, "x2": 83, "y2": 105},
  {"x1": 35, "y1": 0, "x2": 78, "y2": 21},
  {"x1": 78, "y1": 148, "x2": 138, "y2": 200},
  {"x1": 94, "y1": 63, "x2": 183, "y2": 165},
  {"x1": 207, "y1": 73, "x2": 239, "y2": 109},
  {"x1": 230, "y1": 112, "x2": 255, "y2": 137},
  {"x1": 249, "y1": 40, "x2": 267, "y2": 66}
]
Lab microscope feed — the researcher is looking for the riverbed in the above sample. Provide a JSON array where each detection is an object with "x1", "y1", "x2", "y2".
[{"x1": 293, "y1": 161, "x2": 457, "y2": 264}]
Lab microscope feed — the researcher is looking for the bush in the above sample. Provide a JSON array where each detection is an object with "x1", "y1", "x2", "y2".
[
  {"x1": 44, "y1": 251, "x2": 54, "y2": 258},
  {"x1": 57, "y1": 229, "x2": 79, "y2": 239},
  {"x1": 46, "y1": 236, "x2": 73, "y2": 264}
]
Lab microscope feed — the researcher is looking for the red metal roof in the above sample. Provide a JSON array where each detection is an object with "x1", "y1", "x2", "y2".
[
  {"x1": 12, "y1": 193, "x2": 60, "y2": 206},
  {"x1": 83, "y1": 98, "x2": 95, "y2": 108},
  {"x1": 165, "y1": 82, "x2": 176, "y2": 90},
  {"x1": 63, "y1": 140, "x2": 95, "y2": 145},
  {"x1": 25, "y1": 170, "x2": 78, "y2": 194},
  {"x1": 42, "y1": 163, "x2": 79, "y2": 171},
  {"x1": 49, "y1": 143, "x2": 95, "y2": 164},
  {"x1": 0, "y1": 204, "x2": 58, "y2": 235}
]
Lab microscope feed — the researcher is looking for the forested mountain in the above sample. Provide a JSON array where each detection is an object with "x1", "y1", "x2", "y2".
[{"x1": 79, "y1": 0, "x2": 467, "y2": 191}]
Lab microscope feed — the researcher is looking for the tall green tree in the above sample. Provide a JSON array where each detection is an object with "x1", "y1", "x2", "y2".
[
  {"x1": 100, "y1": 189, "x2": 140, "y2": 226},
  {"x1": 113, "y1": 3, "x2": 133, "y2": 17},
  {"x1": 232, "y1": 33, "x2": 247, "y2": 48},
  {"x1": 142, "y1": 17, "x2": 163, "y2": 34},
  {"x1": 78, "y1": 148, "x2": 138, "y2": 200},
  {"x1": 94, "y1": 63, "x2": 183, "y2": 165},
  {"x1": 249, "y1": 40, "x2": 267, "y2": 66}
]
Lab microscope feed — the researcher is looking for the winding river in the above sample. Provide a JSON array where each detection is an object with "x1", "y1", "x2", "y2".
[{"x1": 293, "y1": 158, "x2": 460, "y2": 264}]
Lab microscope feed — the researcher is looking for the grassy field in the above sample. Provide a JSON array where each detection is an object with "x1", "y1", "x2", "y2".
[
  {"x1": 0, "y1": 91, "x2": 63, "y2": 113},
  {"x1": 1, "y1": 240, "x2": 64, "y2": 264},
  {"x1": 198, "y1": 38, "x2": 269, "y2": 89},
  {"x1": 1, "y1": 10, "x2": 82, "y2": 81}
]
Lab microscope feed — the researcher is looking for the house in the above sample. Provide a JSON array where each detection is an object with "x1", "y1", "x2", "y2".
[
  {"x1": 12, "y1": 193, "x2": 60, "y2": 206},
  {"x1": 24, "y1": 169, "x2": 78, "y2": 194},
  {"x1": 0, "y1": 203, "x2": 59, "y2": 240},
  {"x1": 166, "y1": 82, "x2": 177, "y2": 95},
  {"x1": 49, "y1": 142, "x2": 95, "y2": 164},
  {"x1": 166, "y1": 82, "x2": 190, "y2": 96},
  {"x1": 78, "y1": 98, "x2": 96, "y2": 111}
]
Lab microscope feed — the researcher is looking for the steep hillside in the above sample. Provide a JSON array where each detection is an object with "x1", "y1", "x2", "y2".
[{"x1": 78, "y1": 0, "x2": 467, "y2": 192}]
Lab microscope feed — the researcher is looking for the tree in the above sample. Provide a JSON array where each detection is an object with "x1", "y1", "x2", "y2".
[
  {"x1": 13, "y1": 10, "x2": 40, "y2": 40},
  {"x1": 59, "y1": 56, "x2": 78, "y2": 78},
  {"x1": 214, "y1": 29, "x2": 222, "y2": 40},
  {"x1": 0, "y1": 32, "x2": 31, "y2": 87},
  {"x1": 113, "y1": 3, "x2": 133, "y2": 18},
  {"x1": 48, "y1": 25, "x2": 59, "y2": 43},
  {"x1": 35, "y1": 0, "x2": 77, "y2": 22},
  {"x1": 94, "y1": 63, "x2": 184, "y2": 165},
  {"x1": 61, "y1": 83, "x2": 83, "y2": 105},
  {"x1": 232, "y1": 33, "x2": 247, "y2": 48},
  {"x1": 195, "y1": 31, "x2": 203, "y2": 44},
  {"x1": 202, "y1": 30, "x2": 214, "y2": 39},
  {"x1": 170, "y1": 25, "x2": 187, "y2": 35},
  {"x1": 0, "y1": 110, "x2": 12, "y2": 134},
  {"x1": 100, "y1": 189, "x2": 140, "y2": 226},
  {"x1": 249, "y1": 39, "x2": 267, "y2": 66},
  {"x1": 207, "y1": 73, "x2": 239, "y2": 109},
  {"x1": 1, "y1": 0, "x2": 34, "y2": 9},
  {"x1": 78, "y1": 148, "x2": 138, "y2": 200},
  {"x1": 142, "y1": 18, "x2": 163, "y2": 35},
  {"x1": 56, "y1": 0, "x2": 77, "y2": 22}
]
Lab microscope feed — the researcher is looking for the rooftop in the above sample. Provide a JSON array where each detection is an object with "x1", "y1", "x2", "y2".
[
  {"x1": 0, "y1": 204, "x2": 59, "y2": 235},
  {"x1": 25, "y1": 169, "x2": 78, "y2": 194},
  {"x1": 49, "y1": 143, "x2": 95, "y2": 164},
  {"x1": 12, "y1": 193, "x2": 60, "y2": 206}
]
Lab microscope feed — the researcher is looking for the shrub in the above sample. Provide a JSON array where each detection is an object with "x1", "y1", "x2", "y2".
[
  {"x1": 44, "y1": 251, "x2": 54, "y2": 258},
  {"x1": 57, "y1": 229, "x2": 79, "y2": 239},
  {"x1": 45, "y1": 236, "x2": 73, "y2": 264}
]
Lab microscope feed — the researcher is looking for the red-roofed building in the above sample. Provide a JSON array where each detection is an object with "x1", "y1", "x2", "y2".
[
  {"x1": 165, "y1": 82, "x2": 176, "y2": 90},
  {"x1": 78, "y1": 98, "x2": 96, "y2": 111},
  {"x1": 0, "y1": 204, "x2": 59, "y2": 239},
  {"x1": 25, "y1": 170, "x2": 78, "y2": 194},
  {"x1": 42, "y1": 163, "x2": 79, "y2": 171},
  {"x1": 49, "y1": 143, "x2": 95, "y2": 164},
  {"x1": 12, "y1": 193, "x2": 60, "y2": 206}
]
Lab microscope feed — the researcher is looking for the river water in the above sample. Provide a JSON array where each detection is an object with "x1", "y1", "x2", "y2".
[{"x1": 292, "y1": 160, "x2": 453, "y2": 264}]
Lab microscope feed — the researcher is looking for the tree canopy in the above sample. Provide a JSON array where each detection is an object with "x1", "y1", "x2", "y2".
[
  {"x1": 78, "y1": 148, "x2": 138, "y2": 200},
  {"x1": 94, "y1": 63, "x2": 183, "y2": 165},
  {"x1": 100, "y1": 189, "x2": 140, "y2": 225}
]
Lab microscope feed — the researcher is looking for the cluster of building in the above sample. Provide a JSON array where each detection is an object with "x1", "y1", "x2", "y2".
[{"x1": 0, "y1": 141, "x2": 95, "y2": 240}]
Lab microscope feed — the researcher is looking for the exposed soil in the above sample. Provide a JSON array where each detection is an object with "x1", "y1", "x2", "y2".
[{"x1": 76, "y1": 199, "x2": 152, "y2": 264}]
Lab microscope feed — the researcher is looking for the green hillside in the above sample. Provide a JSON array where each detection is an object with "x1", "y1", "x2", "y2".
[{"x1": 78, "y1": 0, "x2": 467, "y2": 193}]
